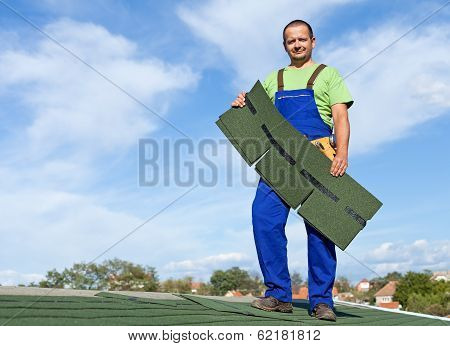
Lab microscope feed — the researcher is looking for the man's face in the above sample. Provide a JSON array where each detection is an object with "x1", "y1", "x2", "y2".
[{"x1": 283, "y1": 25, "x2": 315, "y2": 62}]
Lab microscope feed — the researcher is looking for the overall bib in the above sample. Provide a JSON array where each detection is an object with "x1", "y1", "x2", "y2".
[{"x1": 252, "y1": 64, "x2": 337, "y2": 311}]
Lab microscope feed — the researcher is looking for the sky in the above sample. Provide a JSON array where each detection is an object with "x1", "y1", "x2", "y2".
[{"x1": 0, "y1": 0, "x2": 449, "y2": 286}]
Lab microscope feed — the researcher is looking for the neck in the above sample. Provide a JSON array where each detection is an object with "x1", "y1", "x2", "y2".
[{"x1": 288, "y1": 58, "x2": 315, "y2": 69}]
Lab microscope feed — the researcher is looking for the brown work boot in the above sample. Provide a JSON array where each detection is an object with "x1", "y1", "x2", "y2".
[
  {"x1": 310, "y1": 303, "x2": 337, "y2": 322},
  {"x1": 251, "y1": 296, "x2": 293, "y2": 313}
]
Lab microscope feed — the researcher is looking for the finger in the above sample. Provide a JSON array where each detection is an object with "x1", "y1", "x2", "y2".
[
  {"x1": 332, "y1": 160, "x2": 343, "y2": 176},
  {"x1": 330, "y1": 162, "x2": 337, "y2": 175},
  {"x1": 336, "y1": 166, "x2": 345, "y2": 176},
  {"x1": 337, "y1": 163, "x2": 348, "y2": 176},
  {"x1": 330, "y1": 159, "x2": 340, "y2": 173}
]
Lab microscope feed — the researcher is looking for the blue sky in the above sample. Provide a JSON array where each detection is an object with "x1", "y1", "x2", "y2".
[{"x1": 0, "y1": 0, "x2": 449, "y2": 285}]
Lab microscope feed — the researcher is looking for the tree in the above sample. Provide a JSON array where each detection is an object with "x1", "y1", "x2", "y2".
[
  {"x1": 63, "y1": 262, "x2": 109, "y2": 290},
  {"x1": 39, "y1": 269, "x2": 67, "y2": 288},
  {"x1": 210, "y1": 270, "x2": 234, "y2": 295},
  {"x1": 394, "y1": 271, "x2": 434, "y2": 308},
  {"x1": 39, "y1": 258, "x2": 159, "y2": 291},
  {"x1": 334, "y1": 276, "x2": 351, "y2": 292},
  {"x1": 407, "y1": 292, "x2": 449, "y2": 317},
  {"x1": 384, "y1": 271, "x2": 403, "y2": 282},
  {"x1": 105, "y1": 258, "x2": 158, "y2": 291},
  {"x1": 196, "y1": 283, "x2": 213, "y2": 295},
  {"x1": 210, "y1": 267, "x2": 263, "y2": 296},
  {"x1": 393, "y1": 270, "x2": 450, "y2": 316},
  {"x1": 291, "y1": 272, "x2": 303, "y2": 290},
  {"x1": 174, "y1": 276, "x2": 193, "y2": 293},
  {"x1": 160, "y1": 276, "x2": 193, "y2": 294}
]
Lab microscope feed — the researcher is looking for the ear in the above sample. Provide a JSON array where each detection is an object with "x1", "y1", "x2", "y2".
[
  {"x1": 311, "y1": 36, "x2": 316, "y2": 49},
  {"x1": 283, "y1": 41, "x2": 287, "y2": 52}
]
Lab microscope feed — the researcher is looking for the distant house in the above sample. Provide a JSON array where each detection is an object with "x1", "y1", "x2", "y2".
[
  {"x1": 293, "y1": 286, "x2": 308, "y2": 300},
  {"x1": 336, "y1": 292, "x2": 355, "y2": 302},
  {"x1": 374, "y1": 281, "x2": 400, "y2": 309},
  {"x1": 225, "y1": 290, "x2": 243, "y2": 297},
  {"x1": 355, "y1": 279, "x2": 370, "y2": 292},
  {"x1": 431, "y1": 271, "x2": 449, "y2": 282},
  {"x1": 293, "y1": 286, "x2": 338, "y2": 300},
  {"x1": 378, "y1": 301, "x2": 400, "y2": 309},
  {"x1": 190, "y1": 282, "x2": 203, "y2": 294}
]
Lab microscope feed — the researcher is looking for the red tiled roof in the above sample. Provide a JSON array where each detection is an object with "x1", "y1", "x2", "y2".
[
  {"x1": 191, "y1": 282, "x2": 202, "y2": 289},
  {"x1": 292, "y1": 286, "x2": 338, "y2": 300},
  {"x1": 378, "y1": 301, "x2": 400, "y2": 309},
  {"x1": 374, "y1": 281, "x2": 397, "y2": 297},
  {"x1": 293, "y1": 286, "x2": 308, "y2": 300}
]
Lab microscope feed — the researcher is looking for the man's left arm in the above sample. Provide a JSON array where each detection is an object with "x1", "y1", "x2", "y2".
[{"x1": 330, "y1": 103, "x2": 350, "y2": 177}]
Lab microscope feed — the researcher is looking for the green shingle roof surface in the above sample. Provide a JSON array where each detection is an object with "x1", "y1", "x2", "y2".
[{"x1": 0, "y1": 292, "x2": 448, "y2": 326}]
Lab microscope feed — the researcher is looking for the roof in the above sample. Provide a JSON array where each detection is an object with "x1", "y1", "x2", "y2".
[
  {"x1": 292, "y1": 286, "x2": 308, "y2": 300},
  {"x1": 292, "y1": 286, "x2": 338, "y2": 300},
  {"x1": 0, "y1": 286, "x2": 448, "y2": 326},
  {"x1": 225, "y1": 290, "x2": 243, "y2": 297},
  {"x1": 379, "y1": 302, "x2": 400, "y2": 309},
  {"x1": 191, "y1": 282, "x2": 203, "y2": 289},
  {"x1": 431, "y1": 271, "x2": 450, "y2": 281},
  {"x1": 374, "y1": 281, "x2": 397, "y2": 297}
]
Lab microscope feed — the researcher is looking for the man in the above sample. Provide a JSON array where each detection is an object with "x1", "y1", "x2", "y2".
[{"x1": 231, "y1": 20, "x2": 353, "y2": 321}]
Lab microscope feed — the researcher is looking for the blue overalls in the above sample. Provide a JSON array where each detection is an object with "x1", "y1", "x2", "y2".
[{"x1": 252, "y1": 64, "x2": 337, "y2": 312}]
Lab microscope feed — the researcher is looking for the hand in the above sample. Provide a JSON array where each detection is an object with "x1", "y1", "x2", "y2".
[
  {"x1": 231, "y1": 91, "x2": 246, "y2": 108},
  {"x1": 330, "y1": 152, "x2": 348, "y2": 177}
]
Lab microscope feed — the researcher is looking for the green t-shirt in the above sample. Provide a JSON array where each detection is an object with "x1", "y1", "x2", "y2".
[{"x1": 262, "y1": 63, "x2": 353, "y2": 129}]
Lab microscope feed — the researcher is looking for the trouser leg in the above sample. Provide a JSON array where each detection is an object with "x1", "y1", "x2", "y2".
[
  {"x1": 252, "y1": 179, "x2": 291, "y2": 302},
  {"x1": 306, "y1": 221, "x2": 337, "y2": 311}
]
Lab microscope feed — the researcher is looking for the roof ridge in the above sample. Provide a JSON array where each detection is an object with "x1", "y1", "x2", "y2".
[{"x1": 334, "y1": 300, "x2": 450, "y2": 322}]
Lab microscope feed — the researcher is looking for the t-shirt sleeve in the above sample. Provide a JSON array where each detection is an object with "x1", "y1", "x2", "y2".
[
  {"x1": 262, "y1": 70, "x2": 277, "y2": 103},
  {"x1": 327, "y1": 67, "x2": 354, "y2": 109}
]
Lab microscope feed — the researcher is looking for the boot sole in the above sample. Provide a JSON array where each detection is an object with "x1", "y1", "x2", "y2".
[
  {"x1": 251, "y1": 301, "x2": 293, "y2": 313},
  {"x1": 312, "y1": 313, "x2": 337, "y2": 322}
]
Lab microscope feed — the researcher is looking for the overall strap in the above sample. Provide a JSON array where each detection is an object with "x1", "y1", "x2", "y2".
[
  {"x1": 277, "y1": 68, "x2": 284, "y2": 91},
  {"x1": 306, "y1": 64, "x2": 327, "y2": 89}
]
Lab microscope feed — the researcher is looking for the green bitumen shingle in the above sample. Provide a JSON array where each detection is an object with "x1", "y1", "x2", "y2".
[
  {"x1": 0, "y1": 293, "x2": 447, "y2": 326},
  {"x1": 216, "y1": 81, "x2": 383, "y2": 250}
]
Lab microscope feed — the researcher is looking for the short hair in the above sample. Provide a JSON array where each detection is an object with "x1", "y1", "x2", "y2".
[{"x1": 283, "y1": 20, "x2": 314, "y2": 42}]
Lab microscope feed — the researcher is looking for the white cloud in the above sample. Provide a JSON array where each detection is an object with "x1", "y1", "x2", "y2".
[
  {"x1": 321, "y1": 23, "x2": 450, "y2": 154},
  {"x1": 177, "y1": 0, "x2": 357, "y2": 87},
  {"x1": 0, "y1": 19, "x2": 203, "y2": 271},
  {"x1": 0, "y1": 188, "x2": 144, "y2": 268},
  {"x1": 0, "y1": 270, "x2": 44, "y2": 286},
  {"x1": 178, "y1": 1, "x2": 450, "y2": 155},
  {"x1": 0, "y1": 18, "x2": 199, "y2": 158},
  {"x1": 0, "y1": 182, "x2": 259, "y2": 281},
  {"x1": 163, "y1": 252, "x2": 253, "y2": 279},
  {"x1": 363, "y1": 239, "x2": 450, "y2": 274}
]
